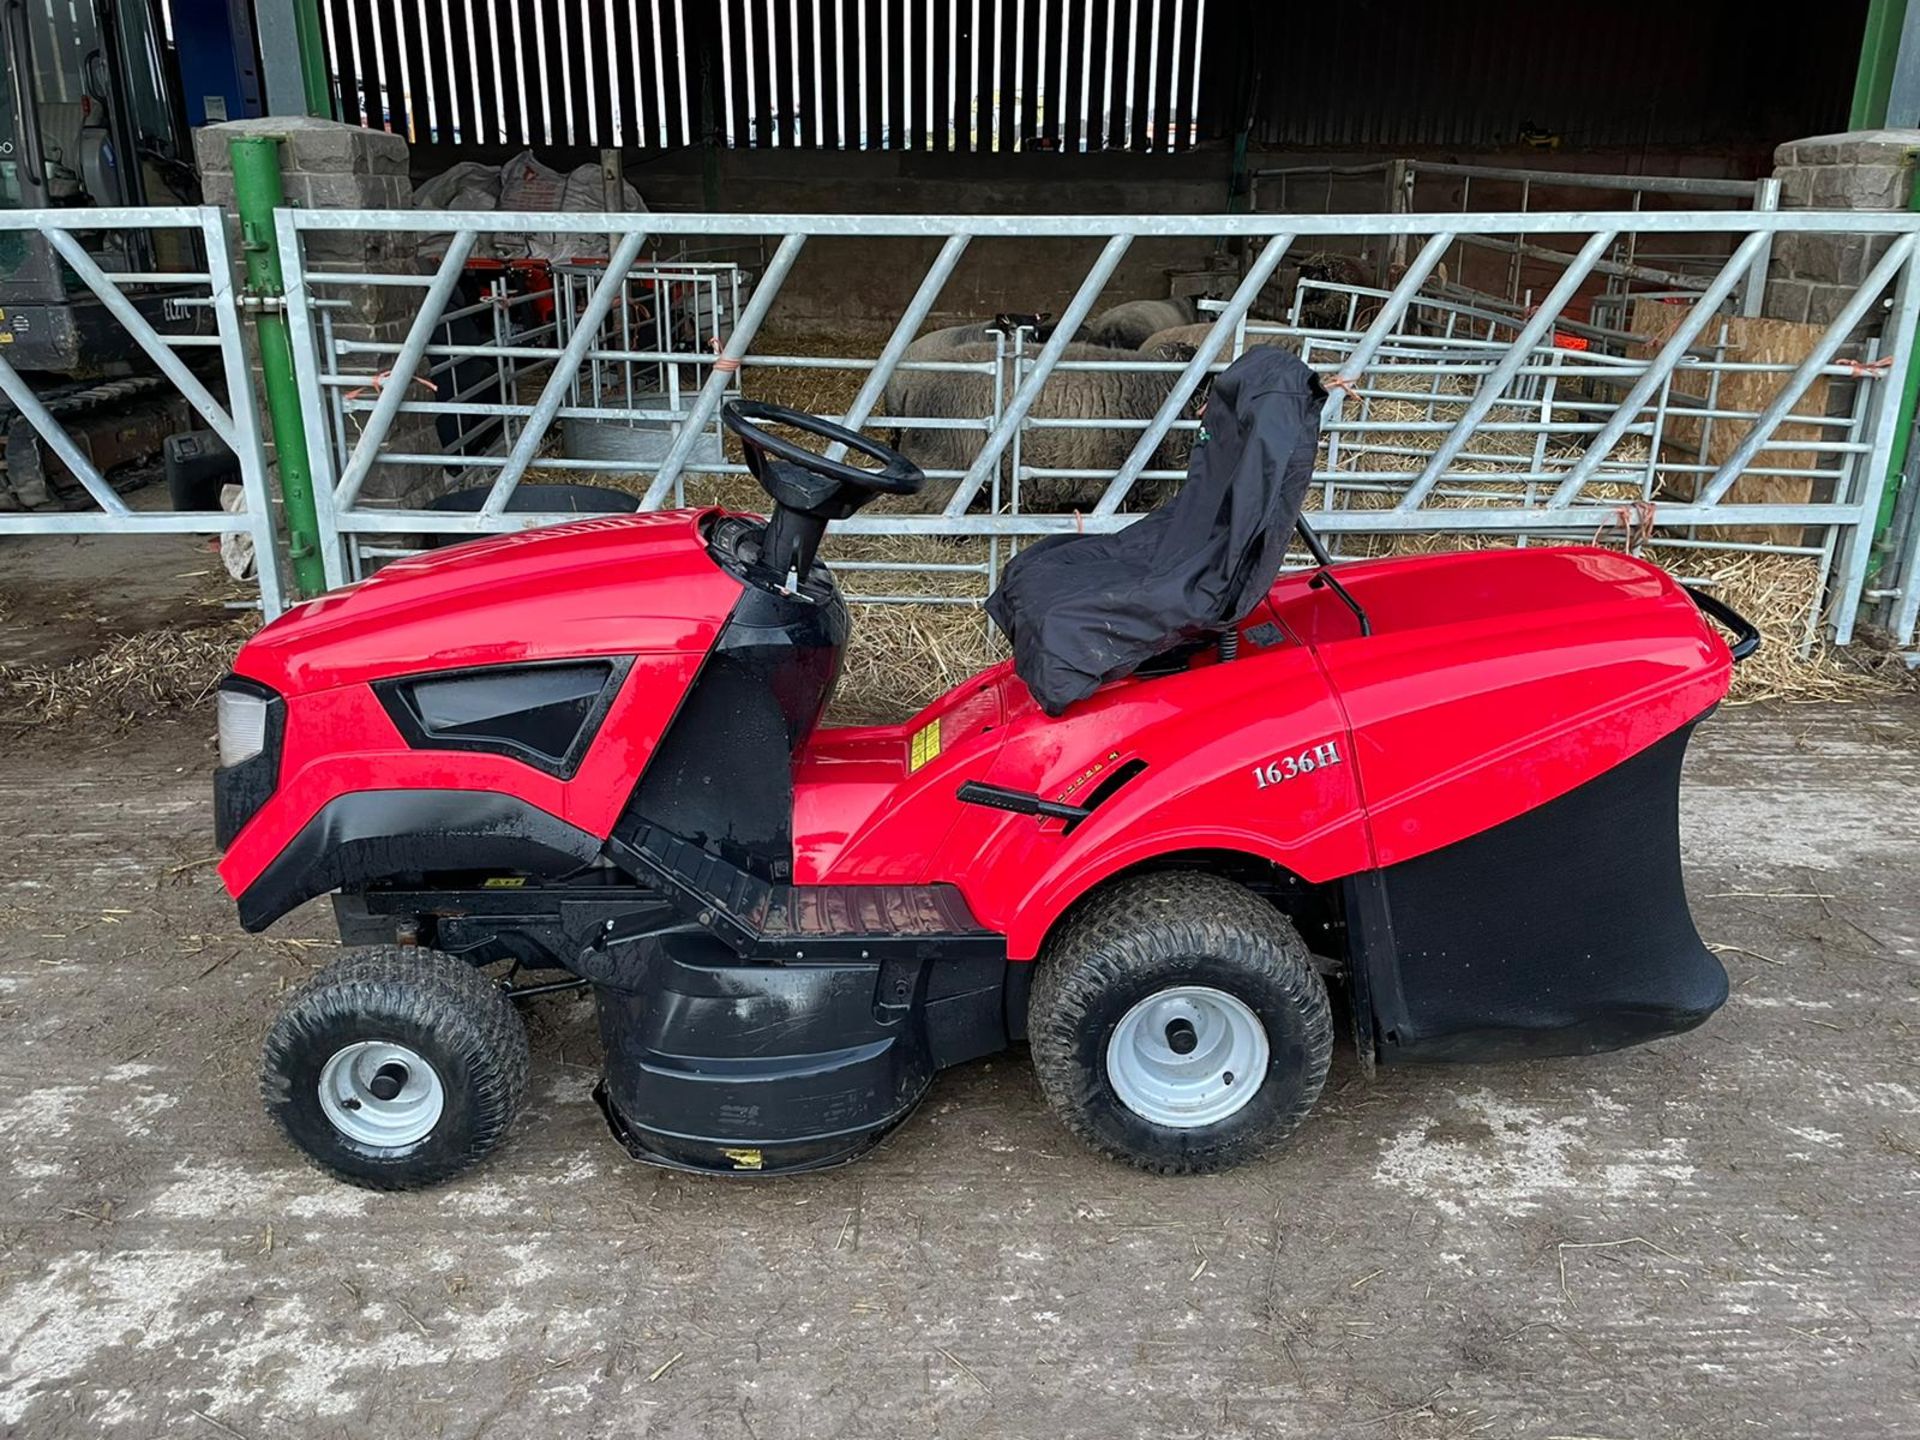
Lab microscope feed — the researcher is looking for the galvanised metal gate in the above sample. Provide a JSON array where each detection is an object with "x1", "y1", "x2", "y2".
[
  {"x1": 0, "y1": 207, "x2": 286, "y2": 617},
  {"x1": 1248, "y1": 161, "x2": 1782, "y2": 315},
  {"x1": 275, "y1": 207, "x2": 1920, "y2": 647}
]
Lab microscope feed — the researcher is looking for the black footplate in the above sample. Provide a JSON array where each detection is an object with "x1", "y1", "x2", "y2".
[{"x1": 612, "y1": 823, "x2": 1005, "y2": 961}]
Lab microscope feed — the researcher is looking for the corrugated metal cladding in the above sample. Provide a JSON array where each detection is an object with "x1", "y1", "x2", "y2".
[{"x1": 1205, "y1": 0, "x2": 1866, "y2": 150}]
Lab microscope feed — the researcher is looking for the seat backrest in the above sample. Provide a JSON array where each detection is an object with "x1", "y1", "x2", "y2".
[{"x1": 984, "y1": 348, "x2": 1325, "y2": 716}]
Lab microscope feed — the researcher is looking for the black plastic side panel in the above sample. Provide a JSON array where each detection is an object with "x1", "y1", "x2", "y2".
[
  {"x1": 592, "y1": 929, "x2": 1008, "y2": 1174},
  {"x1": 1350, "y1": 722, "x2": 1728, "y2": 1063},
  {"x1": 236, "y1": 790, "x2": 602, "y2": 932},
  {"x1": 374, "y1": 657, "x2": 632, "y2": 779},
  {"x1": 620, "y1": 582, "x2": 848, "y2": 880}
]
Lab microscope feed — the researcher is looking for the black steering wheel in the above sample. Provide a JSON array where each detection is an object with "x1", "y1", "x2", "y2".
[{"x1": 721, "y1": 399, "x2": 924, "y2": 498}]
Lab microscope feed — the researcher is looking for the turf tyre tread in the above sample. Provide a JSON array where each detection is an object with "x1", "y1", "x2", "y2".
[
  {"x1": 1028, "y1": 871, "x2": 1333, "y2": 1175},
  {"x1": 261, "y1": 945, "x2": 530, "y2": 1191}
]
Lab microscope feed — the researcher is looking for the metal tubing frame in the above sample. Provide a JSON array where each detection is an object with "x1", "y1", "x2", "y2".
[
  {"x1": 639, "y1": 232, "x2": 808, "y2": 508},
  {"x1": 320, "y1": 501, "x2": 1876, "y2": 538},
  {"x1": 481, "y1": 228, "x2": 650, "y2": 516},
  {"x1": 0, "y1": 353, "x2": 128, "y2": 513},
  {"x1": 273, "y1": 206, "x2": 1920, "y2": 640},
  {"x1": 1342, "y1": 240, "x2": 1461, "y2": 359},
  {"x1": 0, "y1": 206, "x2": 286, "y2": 615},
  {"x1": 1741, "y1": 178, "x2": 1783, "y2": 319},
  {"x1": 1402, "y1": 161, "x2": 1768, "y2": 200},
  {"x1": 942, "y1": 232, "x2": 1134, "y2": 517},
  {"x1": 1546, "y1": 231, "x2": 1776, "y2": 507},
  {"x1": 1805, "y1": 236, "x2": 1920, "y2": 643},
  {"x1": 199, "y1": 209, "x2": 288, "y2": 618},
  {"x1": 43, "y1": 229, "x2": 241, "y2": 452},
  {"x1": 1449, "y1": 231, "x2": 1715, "y2": 297},
  {"x1": 823, "y1": 233, "x2": 971, "y2": 462},
  {"x1": 1396, "y1": 230, "x2": 1616, "y2": 511},
  {"x1": 331, "y1": 231, "x2": 477, "y2": 511},
  {"x1": 281, "y1": 208, "x2": 1920, "y2": 239},
  {"x1": 276, "y1": 217, "x2": 354, "y2": 587},
  {"x1": 1699, "y1": 234, "x2": 1919, "y2": 508},
  {"x1": 1318, "y1": 230, "x2": 1456, "y2": 435},
  {"x1": 1889, "y1": 450, "x2": 1920, "y2": 643},
  {"x1": 1089, "y1": 231, "x2": 1297, "y2": 517}
]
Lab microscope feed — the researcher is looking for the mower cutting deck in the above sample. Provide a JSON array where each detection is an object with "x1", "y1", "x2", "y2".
[{"x1": 215, "y1": 355, "x2": 1755, "y2": 1188}]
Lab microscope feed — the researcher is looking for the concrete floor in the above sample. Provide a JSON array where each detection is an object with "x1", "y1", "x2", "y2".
[
  {"x1": 0, "y1": 523, "x2": 238, "y2": 670},
  {"x1": 0, "y1": 701, "x2": 1917, "y2": 1439}
]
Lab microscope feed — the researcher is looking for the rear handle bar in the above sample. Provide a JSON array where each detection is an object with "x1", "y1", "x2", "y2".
[{"x1": 1687, "y1": 587, "x2": 1761, "y2": 663}]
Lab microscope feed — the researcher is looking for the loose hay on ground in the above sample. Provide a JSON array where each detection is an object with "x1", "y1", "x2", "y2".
[
  {"x1": 1, "y1": 621, "x2": 254, "y2": 729},
  {"x1": 825, "y1": 535, "x2": 1006, "y2": 722},
  {"x1": 742, "y1": 330, "x2": 885, "y2": 422}
]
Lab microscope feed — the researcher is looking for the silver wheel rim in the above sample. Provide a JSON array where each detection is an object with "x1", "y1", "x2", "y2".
[
  {"x1": 1105, "y1": 985, "x2": 1269, "y2": 1129},
  {"x1": 317, "y1": 1040, "x2": 445, "y2": 1148}
]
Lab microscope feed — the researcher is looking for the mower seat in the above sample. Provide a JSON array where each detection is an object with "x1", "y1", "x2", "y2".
[{"x1": 984, "y1": 348, "x2": 1325, "y2": 716}]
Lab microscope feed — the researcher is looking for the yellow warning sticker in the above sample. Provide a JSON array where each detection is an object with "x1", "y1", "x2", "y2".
[
  {"x1": 481, "y1": 876, "x2": 527, "y2": 888},
  {"x1": 721, "y1": 1147, "x2": 764, "y2": 1171},
  {"x1": 908, "y1": 718, "x2": 942, "y2": 771}
]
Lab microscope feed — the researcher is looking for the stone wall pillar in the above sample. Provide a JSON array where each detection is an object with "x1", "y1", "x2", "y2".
[
  {"x1": 1765, "y1": 129, "x2": 1920, "y2": 328},
  {"x1": 193, "y1": 117, "x2": 446, "y2": 506}
]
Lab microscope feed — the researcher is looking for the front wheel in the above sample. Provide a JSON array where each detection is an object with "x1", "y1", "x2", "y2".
[
  {"x1": 1028, "y1": 872, "x2": 1333, "y2": 1175},
  {"x1": 261, "y1": 946, "x2": 530, "y2": 1190}
]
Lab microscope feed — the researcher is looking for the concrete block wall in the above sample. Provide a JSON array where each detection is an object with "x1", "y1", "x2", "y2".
[
  {"x1": 194, "y1": 117, "x2": 443, "y2": 504},
  {"x1": 1766, "y1": 129, "x2": 1919, "y2": 328}
]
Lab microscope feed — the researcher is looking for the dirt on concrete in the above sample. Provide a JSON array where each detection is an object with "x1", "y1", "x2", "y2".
[
  {"x1": 0, "y1": 524, "x2": 243, "y2": 671},
  {"x1": 1, "y1": 701, "x2": 1917, "y2": 1439}
]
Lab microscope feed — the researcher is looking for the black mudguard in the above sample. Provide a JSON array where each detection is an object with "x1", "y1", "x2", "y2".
[
  {"x1": 1345, "y1": 720, "x2": 1727, "y2": 1063},
  {"x1": 235, "y1": 790, "x2": 602, "y2": 932}
]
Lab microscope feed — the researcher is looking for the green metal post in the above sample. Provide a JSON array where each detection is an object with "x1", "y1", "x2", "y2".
[
  {"x1": 1868, "y1": 157, "x2": 1920, "y2": 582},
  {"x1": 1852, "y1": 0, "x2": 1909, "y2": 129},
  {"x1": 230, "y1": 136, "x2": 328, "y2": 598},
  {"x1": 295, "y1": 0, "x2": 333, "y2": 118}
]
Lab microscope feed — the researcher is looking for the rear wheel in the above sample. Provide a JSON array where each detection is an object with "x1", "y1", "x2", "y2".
[
  {"x1": 261, "y1": 946, "x2": 530, "y2": 1191},
  {"x1": 1028, "y1": 872, "x2": 1333, "y2": 1175}
]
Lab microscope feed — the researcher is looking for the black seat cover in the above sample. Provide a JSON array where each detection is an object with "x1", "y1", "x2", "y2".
[{"x1": 985, "y1": 347, "x2": 1325, "y2": 715}]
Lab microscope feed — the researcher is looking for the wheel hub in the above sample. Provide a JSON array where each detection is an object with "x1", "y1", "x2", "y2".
[
  {"x1": 318, "y1": 1040, "x2": 445, "y2": 1148},
  {"x1": 1105, "y1": 985, "x2": 1269, "y2": 1129}
]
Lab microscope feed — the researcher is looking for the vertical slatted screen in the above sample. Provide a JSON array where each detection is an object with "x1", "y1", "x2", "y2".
[
  {"x1": 715, "y1": 0, "x2": 1209, "y2": 150},
  {"x1": 319, "y1": 0, "x2": 1207, "y2": 150},
  {"x1": 321, "y1": 0, "x2": 698, "y2": 146}
]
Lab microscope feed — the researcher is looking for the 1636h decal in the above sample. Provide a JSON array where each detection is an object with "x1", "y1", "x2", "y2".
[{"x1": 1250, "y1": 740, "x2": 1343, "y2": 790}]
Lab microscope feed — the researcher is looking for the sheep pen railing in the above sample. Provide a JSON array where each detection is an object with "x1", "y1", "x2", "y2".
[{"x1": 278, "y1": 208, "x2": 1920, "y2": 710}]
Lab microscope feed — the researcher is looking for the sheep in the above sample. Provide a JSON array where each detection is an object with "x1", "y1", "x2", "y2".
[
  {"x1": 883, "y1": 338, "x2": 1197, "y2": 512},
  {"x1": 1084, "y1": 297, "x2": 1197, "y2": 350},
  {"x1": 1138, "y1": 322, "x2": 1304, "y2": 364},
  {"x1": 1131, "y1": 324, "x2": 1308, "y2": 426},
  {"x1": 900, "y1": 314, "x2": 1080, "y2": 354}
]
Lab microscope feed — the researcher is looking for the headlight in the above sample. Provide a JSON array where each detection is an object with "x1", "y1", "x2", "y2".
[{"x1": 217, "y1": 685, "x2": 270, "y2": 767}]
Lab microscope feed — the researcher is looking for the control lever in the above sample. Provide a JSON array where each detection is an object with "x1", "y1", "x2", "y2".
[{"x1": 956, "y1": 780, "x2": 1091, "y2": 823}]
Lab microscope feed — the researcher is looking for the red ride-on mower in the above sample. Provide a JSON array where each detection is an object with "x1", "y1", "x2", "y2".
[{"x1": 215, "y1": 351, "x2": 1756, "y2": 1188}]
